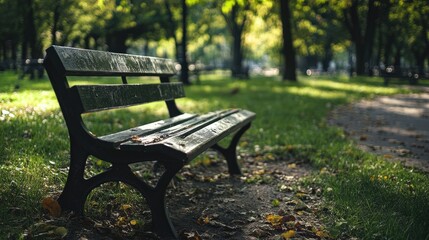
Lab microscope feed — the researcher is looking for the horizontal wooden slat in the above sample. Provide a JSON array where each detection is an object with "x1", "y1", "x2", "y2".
[
  {"x1": 47, "y1": 45, "x2": 176, "y2": 76},
  {"x1": 119, "y1": 109, "x2": 256, "y2": 160},
  {"x1": 119, "y1": 109, "x2": 237, "y2": 145},
  {"x1": 99, "y1": 113, "x2": 198, "y2": 147},
  {"x1": 166, "y1": 110, "x2": 255, "y2": 159},
  {"x1": 71, "y1": 83, "x2": 185, "y2": 113}
]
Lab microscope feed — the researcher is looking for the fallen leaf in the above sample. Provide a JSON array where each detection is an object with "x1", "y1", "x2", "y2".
[
  {"x1": 272, "y1": 199, "x2": 280, "y2": 207},
  {"x1": 130, "y1": 219, "x2": 138, "y2": 226},
  {"x1": 180, "y1": 230, "x2": 202, "y2": 240},
  {"x1": 281, "y1": 230, "x2": 296, "y2": 239},
  {"x1": 116, "y1": 216, "x2": 126, "y2": 225},
  {"x1": 197, "y1": 215, "x2": 210, "y2": 225},
  {"x1": 42, "y1": 197, "x2": 61, "y2": 217},
  {"x1": 54, "y1": 226, "x2": 68, "y2": 238},
  {"x1": 120, "y1": 204, "x2": 132, "y2": 211},
  {"x1": 131, "y1": 135, "x2": 142, "y2": 143},
  {"x1": 316, "y1": 230, "x2": 330, "y2": 238},
  {"x1": 266, "y1": 214, "x2": 283, "y2": 228},
  {"x1": 287, "y1": 163, "x2": 296, "y2": 169},
  {"x1": 295, "y1": 192, "x2": 308, "y2": 199}
]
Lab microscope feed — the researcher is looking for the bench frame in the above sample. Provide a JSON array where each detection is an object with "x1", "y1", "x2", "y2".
[
  {"x1": 43, "y1": 46, "x2": 254, "y2": 239},
  {"x1": 380, "y1": 67, "x2": 420, "y2": 86}
]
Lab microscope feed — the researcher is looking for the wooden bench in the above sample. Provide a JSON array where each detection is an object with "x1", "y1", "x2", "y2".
[
  {"x1": 43, "y1": 45, "x2": 255, "y2": 239},
  {"x1": 380, "y1": 67, "x2": 420, "y2": 86}
]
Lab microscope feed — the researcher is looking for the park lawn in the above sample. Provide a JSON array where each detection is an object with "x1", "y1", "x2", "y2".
[{"x1": 1, "y1": 70, "x2": 428, "y2": 239}]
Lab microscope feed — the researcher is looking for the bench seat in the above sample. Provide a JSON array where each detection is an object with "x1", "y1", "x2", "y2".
[{"x1": 104, "y1": 109, "x2": 255, "y2": 160}]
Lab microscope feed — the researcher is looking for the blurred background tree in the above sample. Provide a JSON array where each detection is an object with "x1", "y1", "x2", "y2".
[{"x1": 0, "y1": 0, "x2": 427, "y2": 79}]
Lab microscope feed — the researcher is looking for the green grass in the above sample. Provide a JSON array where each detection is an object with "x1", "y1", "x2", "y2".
[{"x1": 1, "y1": 71, "x2": 428, "y2": 239}]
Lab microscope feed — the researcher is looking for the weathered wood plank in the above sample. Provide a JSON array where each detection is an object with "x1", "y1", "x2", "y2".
[
  {"x1": 47, "y1": 45, "x2": 177, "y2": 76},
  {"x1": 166, "y1": 110, "x2": 255, "y2": 159},
  {"x1": 120, "y1": 109, "x2": 256, "y2": 160},
  {"x1": 71, "y1": 83, "x2": 185, "y2": 113},
  {"x1": 119, "y1": 109, "x2": 236, "y2": 146},
  {"x1": 99, "y1": 113, "x2": 198, "y2": 147}
]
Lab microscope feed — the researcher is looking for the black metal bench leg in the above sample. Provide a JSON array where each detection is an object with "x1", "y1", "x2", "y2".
[
  {"x1": 83, "y1": 162, "x2": 181, "y2": 239},
  {"x1": 144, "y1": 161, "x2": 181, "y2": 239},
  {"x1": 57, "y1": 139, "x2": 88, "y2": 214},
  {"x1": 211, "y1": 123, "x2": 252, "y2": 175}
]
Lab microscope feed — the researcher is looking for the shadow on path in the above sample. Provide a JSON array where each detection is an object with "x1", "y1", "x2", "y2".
[{"x1": 329, "y1": 87, "x2": 429, "y2": 172}]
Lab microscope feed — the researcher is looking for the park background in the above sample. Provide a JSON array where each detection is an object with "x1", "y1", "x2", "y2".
[{"x1": 1, "y1": 0, "x2": 429, "y2": 239}]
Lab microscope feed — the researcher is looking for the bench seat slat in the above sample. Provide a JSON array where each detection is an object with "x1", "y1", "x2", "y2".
[
  {"x1": 117, "y1": 109, "x2": 237, "y2": 145},
  {"x1": 71, "y1": 83, "x2": 185, "y2": 113},
  {"x1": 99, "y1": 113, "x2": 198, "y2": 146},
  {"x1": 99, "y1": 109, "x2": 233, "y2": 147},
  {"x1": 119, "y1": 109, "x2": 255, "y2": 160}
]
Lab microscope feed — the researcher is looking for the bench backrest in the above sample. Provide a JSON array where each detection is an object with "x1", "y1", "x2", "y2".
[{"x1": 43, "y1": 45, "x2": 183, "y2": 137}]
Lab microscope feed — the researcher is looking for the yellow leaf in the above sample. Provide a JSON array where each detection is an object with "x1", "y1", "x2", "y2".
[
  {"x1": 295, "y1": 192, "x2": 307, "y2": 199},
  {"x1": 130, "y1": 219, "x2": 138, "y2": 226},
  {"x1": 281, "y1": 230, "x2": 296, "y2": 239},
  {"x1": 287, "y1": 163, "x2": 296, "y2": 169},
  {"x1": 120, "y1": 204, "x2": 132, "y2": 211},
  {"x1": 266, "y1": 214, "x2": 283, "y2": 227},
  {"x1": 316, "y1": 230, "x2": 330, "y2": 238},
  {"x1": 197, "y1": 216, "x2": 210, "y2": 225},
  {"x1": 117, "y1": 216, "x2": 126, "y2": 225},
  {"x1": 42, "y1": 197, "x2": 61, "y2": 217}
]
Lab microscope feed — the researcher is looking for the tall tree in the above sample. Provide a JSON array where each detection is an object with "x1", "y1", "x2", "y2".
[
  {"x1": 343, "y1": 0, "x2": 384, "y2": 75},
  {"x1": 220, "y1": 0, "x2": 252, "y2": 78},
  {"x1": 180, "y1": 0, "x2": 190, "y2": 84},
  {"x1": 279, "y1": 0, "x2": 296, "y2": 81},
  {"x1": 163, "y1": 0, "x2": 193, "y2": 85}
]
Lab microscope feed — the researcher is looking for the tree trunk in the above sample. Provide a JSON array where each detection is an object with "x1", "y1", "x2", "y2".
[
  {"x1": 343, "y1": 0, "x2": 381, "y2": 76},
  {"x1": 220, "y1": 1, "x2": 249, "y2": 78},
  {"x1": 11, "y1": 40, "x2": 17, "y2": 70},
  {"x1": 363, "y1": 0, "x2": 378, "y2": 76},
  {"x1": 180, "y1": 0, "x2": 190, "y2": 85},
  {"x1": 322, "y1": 39, "x2": 333, "y2": 72},
  {"x1": 280, "y1": 0, "x2": 296, "y2": 81},
  {"x1": 394, "y1": 45, "x2": 401, "y2": 68},
  {"x1": 164, "y1": 0, "x2": 180, "y2": 61},
  {"x1": 1, "y1": 41, "x2": 5, "y2": 67},
  {"x1": 51, "y1": 3, "x2": 60, "y2": 45},
  {"x1": 230, "y1": 4, "x2": 244, "y2": 78},
  {"x1": 344, "y1": 0, "x2": 365, "y2": 75},
  {"x1": 106, "y1": 34, "x2": 127, "y2": 53},
  {"x1": 375, "y1": 21, "x2": 382, "y2": 67}
]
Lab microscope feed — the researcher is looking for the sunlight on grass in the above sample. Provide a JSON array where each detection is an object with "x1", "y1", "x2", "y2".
[
  {"x1": 284, "y1": 86, "x2": 347, "y2": 99},
  {"x1": 0, "y1": 90, "x2": 58, "y2": 118},
  {"x1": 306, "y1": 79, "x2": 400, "y2": 95}
]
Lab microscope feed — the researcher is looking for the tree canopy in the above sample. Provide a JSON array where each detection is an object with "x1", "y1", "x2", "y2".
[{"x1": 0, "y1": 0, "x2": 428, "y2": 78}]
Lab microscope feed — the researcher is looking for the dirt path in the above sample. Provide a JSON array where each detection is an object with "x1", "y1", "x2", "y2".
[
  {"x1": 168, "y1": 155, "x2": 328, "y2": 239},
  {"x1": 329, "y1": 87, "x2": 429, "y2": 172}
]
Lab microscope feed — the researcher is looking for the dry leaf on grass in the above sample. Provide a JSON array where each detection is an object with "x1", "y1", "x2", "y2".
[
  {"x1": 281, "y1": 230, "x2": 295, "y2": 239},
  {"x1": 42, "y1": 197, "x2": 61, "y2": 217}
]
